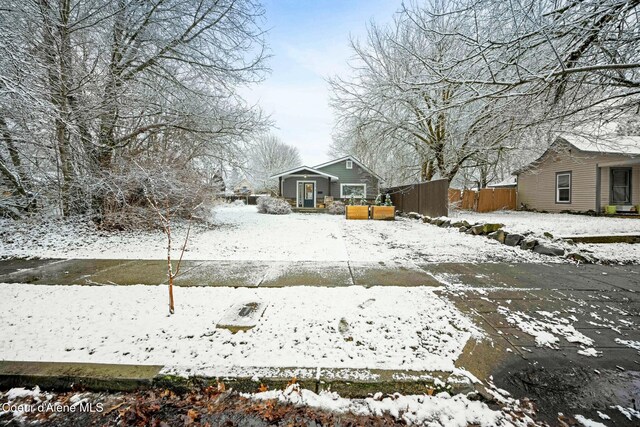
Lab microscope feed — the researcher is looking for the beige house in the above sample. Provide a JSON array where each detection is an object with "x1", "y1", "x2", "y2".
[
  {"x1": 515, "y1": 135, "x2": 640, "y2": 214},
  {"x1": 233, "y1": 178, "x2": 253, "y2": 195}
]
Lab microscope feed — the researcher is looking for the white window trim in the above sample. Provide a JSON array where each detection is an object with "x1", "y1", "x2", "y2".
[
  {"x1": 345, "y1": 160, "x2": 353, "y2": 169},
  {"x1": 340, "y1": 183, "x2": 366, "y2": 199},
  {"x1": 556, "y1": 172, "x2": 571, "y2": 204},
  {"x1": 296, "y1": 180, "x2": 316, "y2": 208}
]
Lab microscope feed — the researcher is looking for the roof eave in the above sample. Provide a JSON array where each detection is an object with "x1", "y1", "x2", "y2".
[{"x1": 313, "y1": 155, "x2": 384, "y2": 181}]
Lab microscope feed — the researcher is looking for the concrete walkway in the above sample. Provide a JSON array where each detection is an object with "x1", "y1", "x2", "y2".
[{"x1": 1, "y1": 258, "x2": 639, "y2": 424}]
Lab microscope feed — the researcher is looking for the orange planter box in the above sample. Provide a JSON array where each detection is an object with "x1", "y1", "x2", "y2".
[
  {"x1": 345, "y1": 205, "x2": 369, "y2": 220},
  {"x1": 371, "y1": 205, "x2": 395, "y2": 220}
]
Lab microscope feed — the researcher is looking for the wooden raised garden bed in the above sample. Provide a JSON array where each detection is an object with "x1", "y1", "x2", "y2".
[
  {"x1": 345, "y1": 205, "x2": 369, "y2": 220},
  {"x1": 371, "y1": 205, "x2": 395, "y2": 220}
]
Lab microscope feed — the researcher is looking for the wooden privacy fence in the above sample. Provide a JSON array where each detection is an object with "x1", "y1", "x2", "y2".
[
  {"x1": 450, "y1": 188, "x2": 517, "y2": 212},
  {"x1": 385, "y1": 179, "x2": 449, "y2": 218}
]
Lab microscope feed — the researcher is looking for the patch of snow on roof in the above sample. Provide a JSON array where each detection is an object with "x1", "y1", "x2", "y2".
[
  {"x1": 487, "y1": 177, "x2": 517, "y2": 188},
  {"x1": 560, "y1": 134, "x2": 640, "y2": 155}
]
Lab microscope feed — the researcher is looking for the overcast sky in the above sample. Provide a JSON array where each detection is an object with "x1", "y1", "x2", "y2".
[{"x1": 243, "y1": 0, "x2": 401, "y2": 166}]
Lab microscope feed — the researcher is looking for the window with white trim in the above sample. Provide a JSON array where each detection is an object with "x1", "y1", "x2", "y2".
[
  {"x1": 556, "y1": 172, "x2": 571, "y2": 203},
  {"x1": 341, "y1": 183, "x2": 366, "y2": 198},
  {"x1": 345, "y1": 160, "x2": 353, "y2": 169}
]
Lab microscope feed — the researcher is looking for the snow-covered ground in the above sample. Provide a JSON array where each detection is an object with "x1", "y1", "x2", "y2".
[
  {"x1": 451, "y1": 210, "x2": 640, "y2": 264},
  {"x1": 0, "y1": 384, "x2": 547, "y2": 427},
  {"x1": 0, "y1": 283, "x2": 480, "y2": 377},
  {"x1": 451, "y1": 210, "x2": 639, "y2": 237},
  {"x1": 246, "y1": 383, "x2": 540, "y2": 427},
  {"x1": 0, "y1": 204, "x2": 557, "y2": 263}
]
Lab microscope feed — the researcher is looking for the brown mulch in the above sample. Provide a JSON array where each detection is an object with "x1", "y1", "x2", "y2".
[{"x1": 1, "y1": 386, "x2": 404, "y2": 427}]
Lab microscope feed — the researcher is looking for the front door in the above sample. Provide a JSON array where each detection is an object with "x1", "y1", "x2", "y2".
[
  {"x1": 298, "y1": 182, "x2": 315, "y2": 207},
  {"x1": 303, "y1": 182, "x2": 315, "y2": 207},
  {"x1": 611, "y1": 168, "x2": 632, "y2": 205}
]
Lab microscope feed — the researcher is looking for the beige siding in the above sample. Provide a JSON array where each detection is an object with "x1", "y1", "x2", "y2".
[{"x1": 517, "y1": 149, "x2": 639, "y2": 213}]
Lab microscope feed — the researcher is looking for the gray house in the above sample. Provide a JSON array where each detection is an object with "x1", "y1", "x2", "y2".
[{"x1": 270, "y1": 156, "x2": 382, "y2": 208}]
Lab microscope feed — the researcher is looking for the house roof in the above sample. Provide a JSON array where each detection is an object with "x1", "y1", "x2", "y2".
[
  {"x1": 513, "y1": 134, "x2": 640, "y2": 175},
  {"x1": 487, "y1": 177, "x2": 517, "y2": 188},
  {"x1": 559, "y1": 134, "x2": 640, "y2": 155},
  {"x1": 269, "y1": 166, "x2": 339, "y2": 180},
  {"x1": 313, "y1": 155, "x2": 384, "y2": 181}
]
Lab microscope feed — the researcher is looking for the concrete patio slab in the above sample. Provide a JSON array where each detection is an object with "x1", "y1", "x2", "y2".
[
  {"x1": 350, "y1": 262, "x2": 440, "y2": 286},
  {"x1": 216, "y1": 300, "x2": 268, "y2": 333},
  {"x1": 0, "y1": 259, "x2": 131, "y2": 285},
  {"x1": 173, "y1": 260, "x2": 266, "y2": 287},
  {"x1": 0, "y1": 258, "x2": 63, "y2": 277},
  {"x1": 259, "y1": 261, "x2": 353, "y2": 287},
  {"x1": 88, "y1": 259, "x2": 180, "y2": 285}
]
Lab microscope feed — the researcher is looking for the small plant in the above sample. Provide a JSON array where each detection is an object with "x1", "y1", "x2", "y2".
[
  {"x1": 384, "y1": 193, "x2": 393, "y2": 206},
  {"x1": 257, "y1": 196, "x2": 292, "y2": 215},
  {"x1": 328, "y1": 200, "x2": 345, "y2": 215},
  {"x1": 348, "y1": 194, "x2": 356, "y2": 206},
  {"x1": 374, "y1": 194, "x2": 382, "y2": 206}
]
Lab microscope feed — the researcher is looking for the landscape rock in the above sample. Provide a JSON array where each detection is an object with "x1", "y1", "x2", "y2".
[
  {"x1": 470, "y1": 223, "x2": 504, "y2": 235},
  {"x1": 421, "y1": 216, "x2": 431, "y2": 223},
  {"x1": 504, "y1": 233, "x2": 523, "y2": 246},
  {"x1": 520, "y1": 238, "x2": 538, "y2": 251},
  {"x1": 408, "y1": 212, "x2": 421, "y2": 220},
  {"x1": 459, "y1": 226, "x2": 468, "y2": 233},
  {"x1": 566, "y1": 252, "x2": 595, "y2": 264},
  {"x1": 487, "y1": 230, "x2": 507, "y2": 244},
  {"x1": 533, "y1": 244, "x2": 565, "y2": 256},
  {"x1": 470, "y1": 225, "x2": 484, "y2": 235},
  {"x1": 433, "y1": 218, "x2": 449, "y2": 227},
  {"x1": 482, "y1": 223, "x2": 504, "y2": 234},
  {"x1": 543, "y1": 232, "x2": 554, "y2": 239},
  {"x1": 338, "y1": 318, "x2": 349, "y2": 334},
  {"x1": 451, "y1": 220, "x2": 470, "y2": 228}
]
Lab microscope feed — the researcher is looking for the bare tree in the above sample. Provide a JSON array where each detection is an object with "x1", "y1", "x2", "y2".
[
  {"x1": 246, "y1": 134, "x2": 301, "y2": 193},
  {"x1": 329, "y1": 4, "x2": 514, "y2": 183},
  {"x1": 0, "y1": 0, "x2": 270, "y2": 219},
  {"x1": 329, "y1": 0, "x2": 640, "y2": 186}
]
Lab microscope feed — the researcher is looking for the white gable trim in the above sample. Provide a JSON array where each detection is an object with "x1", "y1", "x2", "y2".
[
  {"x1": 313, "y1": 156, "x2": 383, "y2": 181},
  {"x1": 270, "y1": 166, "x2": 339, "y2": 180}
]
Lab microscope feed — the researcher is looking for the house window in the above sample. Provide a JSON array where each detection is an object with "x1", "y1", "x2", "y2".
[
  {"x1": 341, "y1": 183, "x2": 366, "y2": 198},
  {"x1": 610, "y1": 168, "x2": 632, "y2": 204},
  {"x1": 346, "y1": 160, "x2": 353, "y2": 169},
  {"x1": 556, "y1": 172, "x2": 571, "y2": 203}
]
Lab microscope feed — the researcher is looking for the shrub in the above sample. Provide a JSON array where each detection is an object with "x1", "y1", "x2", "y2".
[
  {"x1": 257, "y1": 196, "x2": 292, "y2": 215},
  {"x1": 328, "y1": 200, "x2": 345, "y2": 215}
]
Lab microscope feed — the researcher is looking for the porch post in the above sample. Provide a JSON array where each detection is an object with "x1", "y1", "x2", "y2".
[
  {"x1": 328, "y1": 177, "x2": 331, "y2": 196},
  {"x1": 595, "y1": 164, "x2": 601, "y2": 215},
  {"x1": 279, "y1": 176, "x2": 282, "y2": 197}
]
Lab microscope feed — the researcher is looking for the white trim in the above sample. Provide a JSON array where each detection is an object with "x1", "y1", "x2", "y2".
[
  {"x1": 556, "y1": 172, "x2": 571, "y2": 203},
  {"x1": 283, "y1": 174, "x2": 338, "y2": 179},
  {"x1": 313, "y1": 155, "x2": 383, "y2": 181},
  {"x1": 270, "y1": 166, "x2": 339, "y2": 180},
  {"x1": 296, "y1": 180, "x2": 316, "y2": 208},
  {"x1": 340, "y1": 183, "x2": 367, "y2": 199}
]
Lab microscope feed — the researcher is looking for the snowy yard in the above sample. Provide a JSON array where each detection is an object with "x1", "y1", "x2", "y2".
[
  {"x1": 451, "y1": 210, "x2": 639, "y2": 237},
  {"x1": 451, "y1": 210, "x2": 640, "y2": 264},
  {"x1": 1, "y1": 204, "x2": 558, "y2": 264},
  {"x1": 0, "y1": 283, "x2": 480, "y2": 378}
]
